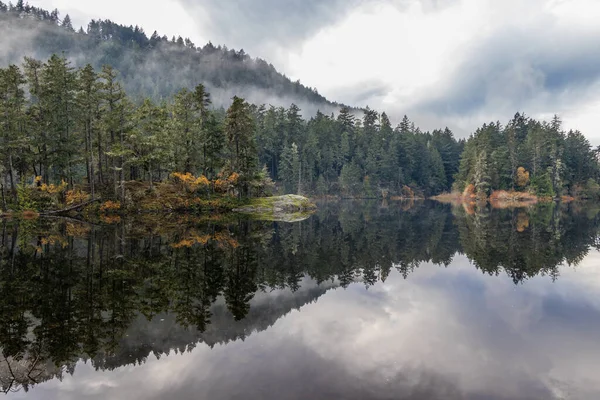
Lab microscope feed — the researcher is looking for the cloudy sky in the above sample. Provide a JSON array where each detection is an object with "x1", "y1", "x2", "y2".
[{"x1": 29, "y1": 0, "x2": 600, "y2": 141}]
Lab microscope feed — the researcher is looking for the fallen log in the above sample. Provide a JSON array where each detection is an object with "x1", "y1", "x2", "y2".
[{"x1": 39, "y1": 198, "x2": 101, "y2": 215}]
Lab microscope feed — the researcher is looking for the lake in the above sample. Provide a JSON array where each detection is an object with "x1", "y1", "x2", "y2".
[{"x1": 1, "y1": 200, "x2": 600, "y2": 399}]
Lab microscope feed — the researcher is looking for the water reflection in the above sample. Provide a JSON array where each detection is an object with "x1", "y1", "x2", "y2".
[{"x1": 1, "y1": 201, "x2": 600, "y2": 398}]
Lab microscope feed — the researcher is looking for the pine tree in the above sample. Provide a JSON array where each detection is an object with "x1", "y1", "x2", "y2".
[
  {"x1": 171, "y1": 88, "x2": 199, "y2": 173},
  {"x1": 62, "y1": 14, "x2": 74, "y2": 31},
  {"x1": 76, "y1": 64, "x2": 101, "y2": 199},
  {"x1": 203, "y1": 114, "x2": 225, "y2": 180},
  {"x1": 0, "y1": 65, "x2": 28, "y2": 201},
  {"x1": 130, "y1": 99, "x2": 168, "y2": 188},
  {"x1": 99, "y1": 65, "x2": 126, "y2": 193},
  {"x1": 473, "y1": 150, "x2": 491, "y2": 199},
  {"x1": 225, "y1": 96, "x2": 257, "y2": 197},
  {"x1": 279, "y1": 143, "x2": 300, "y2": 194},
  {"x1": 40, "y1": 54, "x2": 77, "y2": 186}
]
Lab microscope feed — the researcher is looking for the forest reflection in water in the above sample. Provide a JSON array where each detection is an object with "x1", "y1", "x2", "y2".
[{"x1": 1, "y1": 200, "x2": 600, "y2": 398}]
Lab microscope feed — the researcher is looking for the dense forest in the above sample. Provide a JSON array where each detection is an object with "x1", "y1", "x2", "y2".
[
  {"x1": 1, "y1": 201, "x2": 599, "y2": 392},
  {"x1": 1, "y1": 2, "x2": 600, "y2": 208},
  {"x1": 0, "y1": 53, "x2": 465, "y2": 211}
]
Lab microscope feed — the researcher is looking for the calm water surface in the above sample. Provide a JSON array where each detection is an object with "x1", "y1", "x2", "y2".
[{"x1": 1, "y1": 201, "x2": 600, "y2": 399}]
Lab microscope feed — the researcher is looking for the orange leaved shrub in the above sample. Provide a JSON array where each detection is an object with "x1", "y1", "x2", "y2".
[
  {"x1": 100, "y1": 201, "x2": 121, "y2": 213},
  {"x1": 66, "y1": 189, "x2": 90, "y2": 206},
  {"x1": 462, "y1": 184, "x2": 476, "y2": 199},
  {"x1": 171, "y1": 172, "x2": 211, "y2": 191}
]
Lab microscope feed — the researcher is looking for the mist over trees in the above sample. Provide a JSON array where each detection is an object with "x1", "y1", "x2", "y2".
[{"x1": 0, "y1": 2, "x2": 339, "y2": 112}]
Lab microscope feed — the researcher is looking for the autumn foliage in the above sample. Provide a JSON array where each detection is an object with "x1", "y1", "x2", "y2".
[
  {"x1": 100, "y1": 201, "x2": 121, "y2": 213},
  {"x1": 171, "y1": 230, "x2": 239, "y2": 249},
  {"x1": 401, "y1": 185, "x2": 415, "y2": 199},
  {"x1": 65, "y1": 189, "x2": 90, "y2": 206},
  {"x1": 489, "y1": 190, "x2": 538, "y2": 208},
  {"x1": 171, "y1": 172, "x2": 211, "y2": 192},
  {"x1": 39, "y1": 180, "x2": 68, "y2": 194},
  {"x1": 171, "y1": 171, "x2": 241, "y2": 195},
  {"x1": 516, "y1": 167, "x2": 530, "y2": 188},
  {"x1": 462, "y1": 184, "x2": 476, "y2": 200}
]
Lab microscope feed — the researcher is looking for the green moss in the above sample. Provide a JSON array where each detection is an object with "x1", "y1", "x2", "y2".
[{"x1": 233, "y1": 195, "x2": 316, "y2": 221}]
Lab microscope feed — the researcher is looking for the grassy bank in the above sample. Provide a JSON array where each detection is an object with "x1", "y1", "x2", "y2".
[{"x1": 431, "y1": 189, "x2": 576, "y2": 209}]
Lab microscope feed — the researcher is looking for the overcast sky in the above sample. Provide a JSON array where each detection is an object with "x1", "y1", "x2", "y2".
[{"x1": 29, "y1": 0, "x2": 600, "y2": 141}]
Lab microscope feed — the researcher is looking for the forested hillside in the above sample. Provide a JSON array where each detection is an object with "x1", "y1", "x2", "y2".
[
  {"x1": 0, "y1": 1, "x2": 336, "y2": 112},
  {"x1": 1, "y1": 2, "x2": 600, "y2": 208}
]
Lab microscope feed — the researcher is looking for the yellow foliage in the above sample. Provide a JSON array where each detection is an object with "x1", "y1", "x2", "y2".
[
  {"x1": 40, "y1": 235, "x2": 68, "y2": 248},
  {"x1": 214, "y1": 178, "x2": 229, "y2": 193},
  {"x1": 401, "y1": 185, "x2": 415, "y2": 199},
  {"x1": 171, "y1": 239, "x2": 196, "y2": 248},
  {"x1": 516, "y1": 212, "x2": 530, "y2": 232},
  {"x1": 193, "y1": 234, "x2": 211, "y2": 245},
  {"x1": 100, "y1": 214, "x2": 122, "y2": 224},
  {"x1": 100, "y1": 201, "x2": 121, "y2": 213},
  {"x1": 171, "y1": 231, "x2": 238, "y2": 249},
  {"x1": 66, "y1": 189, "x2": 90, "y2": 206},
  {"x1": 170, "y1": 233, "x2": 212, "y2": 248},
  {"x1": 213, "y1": 231, "x2": 239, "y2": 249},
  {"x1": 516, "y1": 167, "x2": 530, "y2": 188},
  {"x1": 39, "y1": 180, "x2": 68, "y2": 194},
  {"x1": 227, "y1": 172, "x2": 239, "y2": 184},
  {"x1": 462, "y1": 184, "x2": 476, "y2": 199},
  {"x1": 34, "y1": 176, "x2": 42, "y2": 184},
  {"x1": 171, "y1": 172, "x2": 211, "y2": 192},
  {"x1": 66, "y1": 222, "x2": 91, "y2": 237}
]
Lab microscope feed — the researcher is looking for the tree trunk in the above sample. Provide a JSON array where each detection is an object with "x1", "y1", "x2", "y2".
[
  {"x1": 297, "y1": 159, "x2": 302, "y2": 195},
  {"x1": 98, "y1": 134, "x2": 104, "y2": 185},
  {"x1": 85, "y1": 121, "x2": 92, "y2": 196},
  {"x1": 120, "y1": 121, "x2": 125, "y2": 202},
  {"x1": 113, "y1": 165, "x2": 118, "y2": 198},
  {"x1": 1, "y1": 182, "x2": 6, "y2": 211},
  {"x1": 89, "y1": 122, "x2": 96, "y2": 200},
  {"x1": 8, "y1": 153, "x2": 17, "y2": 202}
]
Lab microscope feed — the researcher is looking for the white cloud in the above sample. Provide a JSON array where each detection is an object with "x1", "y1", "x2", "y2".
[
  {"x1": 287, "y1": 0, "x2": 483, "y2": 109},
  {"x1": 29, "y1": 0, "x2": 204, "y2": 45}
]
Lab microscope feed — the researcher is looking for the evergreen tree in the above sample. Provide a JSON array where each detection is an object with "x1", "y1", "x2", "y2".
[
  {"x1": 0, "y1": 65, "x2": 28, "y2": 201},
  {"x1": 75, "y1": 64, "x2": 100, "y2": 199},
  {"x1": 279, "y1": 143, "x2": 300, "y2": 194},
  {"x1": 225, "y1": 96, "x2": 257, "y2": 196},
  {"x1": 62, "y1": 14, "x2": 74, "y2": 31},
  {"x1": 40, "y1": 54, "x2": 77, "y2": 185}
]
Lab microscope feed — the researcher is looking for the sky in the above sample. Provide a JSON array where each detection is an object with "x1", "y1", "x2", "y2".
[{"x1": 27, "y1": 0, "x2": 600, "y2": 141}]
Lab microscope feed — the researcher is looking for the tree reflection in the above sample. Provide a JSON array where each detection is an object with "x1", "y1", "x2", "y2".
[{"x1": 0, "y1": 201, "x2": 599, "y2": 392}]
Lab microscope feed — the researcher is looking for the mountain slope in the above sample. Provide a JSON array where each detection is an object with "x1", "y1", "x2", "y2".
[{"x1": 0, "y1": 2, "x2": 340, "y2": 114}]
